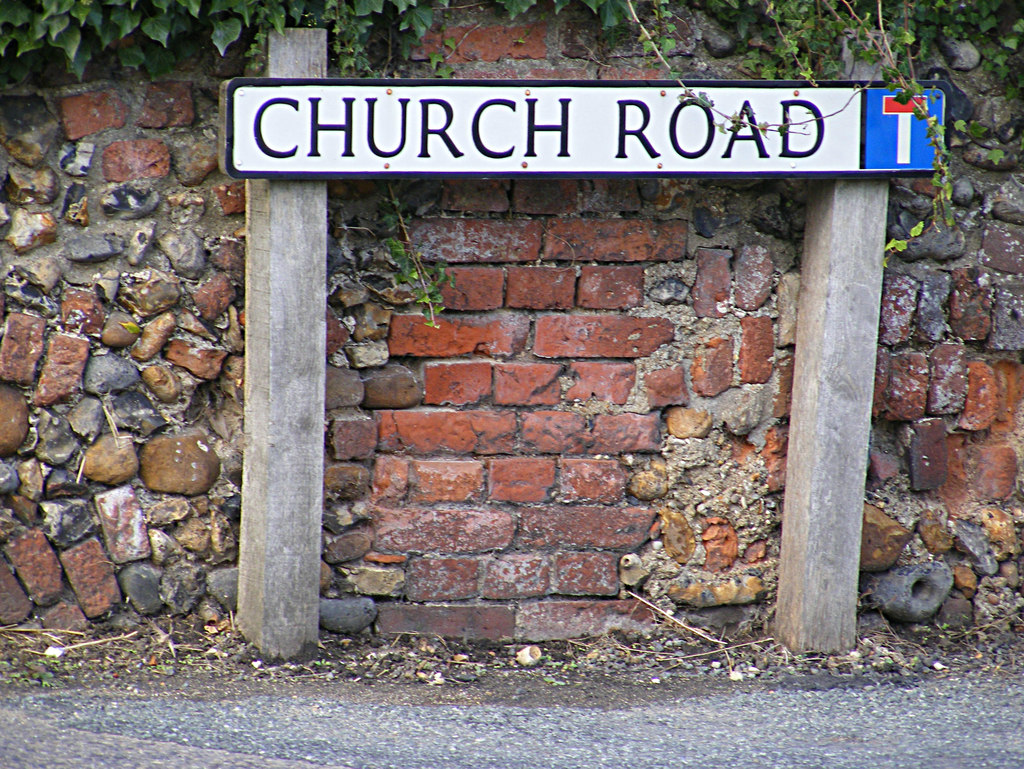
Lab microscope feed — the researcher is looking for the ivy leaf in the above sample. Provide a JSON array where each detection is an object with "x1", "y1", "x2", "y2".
[
  {"x1": 354, "y1": 0, "x2": 385, "y2": 15},
  {"x1": 211, "y1": 16, "x2": 242, "y2": 55},
  {"x1": 51, "y1": 23, "x2": 80, "y2": 62},
  {"x1": 183, "y1": 0, "x2": 202, "y2": 17},
  {"x1": 909, "y1": 221, "x2": 925, "y2": 237},
  {"x1": 0, "y1": 3, "x2": 33, "y2": 28},
  {"x1": 141, "y1": 15, "x2": 172, "y2": 46},
  {"x1": 397, "y1": 5, "x2": 432, "y2": 38},
  {"x1": 987, "y1": 148, "x2": 1006, "y2": 164}
]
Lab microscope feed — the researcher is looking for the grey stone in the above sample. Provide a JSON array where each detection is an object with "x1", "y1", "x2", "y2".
[
  {"x1": 159, "y1": 560, "x2": 206, "y2": 615},
  {"x1": 915, "y1": 272, "x2": 951, "y2": 342},
  {"x1": 865, "y1": 562, "x2": 953, "y2": 622},
  {"x1": 101, "y1": 185, "x2": 160, "y2": 220},
  {"x1": 111, "y1": 391, "x2": 167, "y2": 436},
  {"x1": 35, "y1": 412, "x2": 79, "y2": 466},
  {"x1": 59, "y1": 142, "x2": 95, "y2": 176},
  {"x1": 83, "y1": 354, "x2": 140, "y2": 395},
  {"x1": 127, "y1": 222, "x2": 156, "y2": 266},
  {"x1": 67, "y1": 397, "x2": 105, "y2": 441},
  {"x1": 937, "y1": 36, "x2": 981, "y2": 71},
  {"x1": 991, "y1": 179, "x2": 1024, "y2": 226},
  {"x1": 953, "y1": 519, "x2": 999, "y2": 576},
  {"x1": 719, "y1": 386, "x2": 771, "y2": 436},
  {"x1": 157, "y1": 230, "x2": 206, "y2": 279},
  {"x1": 206, "y1": 567, "x2": 239, "y2": 612},
  {"x1": 319, "y1": 596, "x2": 377, "y2": 634},
  {"x1": 963, "y1": 144, "x2": 1019, "y2": 172},
  {"x1": 67, "y1": 232, "x2": 126, "y2": 264},
  {"x1": 951, "y1": 178, "x2": 975, "y2": 206},
  {"x1": 692, "y1": 207, "x2": 719, "y2": 238},
  {"x1": 43, "y1": 468, "x2": 88, "y2": 499},
  {"x1": 936, "y1": 595, "x2": 974, "y2": 628},
  {"x1": 926, "y1": 68, "x2": 973, "y2": 123},
  {"x1": 3, "y1": 275, "x2": 59, "y2": 317},
  {"x1": 649, "y1": 278, "x2": 690, "y2": 305},
  {"x1": 0, "y1": 95, "x2": 59, "y2": 167},
  {"x1": 118, "y1": 562, "x2": 164, "y2": 615},
  {"x1": 899, "y1": 225, "x2": 965, "y2": 262},
  {"x1": 0, "y1": 461, "x2": 18, "y2": 494},
  {"x1": 325, "y1": 366, "x2": 365, "y2": 410},
  {"x1": 989, "y1": 285, "x2": 1024, "y2": 351},
  {"x1": 360, "y1": 364, "x2": 421, "y2": 409},
  {"x1": 702, "y1": 24, "x2": 737, "y2": 57},
  {"x1": 41, "y1": 498, "x2": 95, "y2": 547}
]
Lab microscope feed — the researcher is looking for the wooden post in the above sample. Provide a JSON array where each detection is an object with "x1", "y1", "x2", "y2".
[
  {"x1": 236, "y1": 29, "x2": 327, "y2": 659},
  {"x1": 775, "y1": 179, "x2": 889, "y2": 653}
]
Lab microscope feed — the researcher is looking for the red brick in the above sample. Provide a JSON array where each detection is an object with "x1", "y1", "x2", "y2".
[
  {"x1": 692, "y1": 248, "x2": 732, "y2": 318},
  {"x1": 165, "y1": 339, "x2": 227, "y2": 380},
  {"x1": 440, "y1": 267, "x2": 504, "y2": 311},
  {"x1": 883, "y1": 352, "x2": 929, "y2": 421},
  {"x1": 0, "y1": 562, "x2": 32, "y2": 625},
  {"x1": 5, "y1": 529, "x2": 62, "y2": 606},
  {"x1": 515, "y1": 599, "x2": 654, "y2": 641},
  {"x1": 58, "y1": 538, "x2": 121, "y2": 618},
  {"x1": 733, "y1": 244, "x2": 773, "y2": 311},
  {"x1": 329, "y1": 416, "x2": 378, "y2": 460},
  {"x1": 518, "y1": 506, "x2": 654, "y2": 548},
  {"x1": 137, "y1": 81, "x2": 194, "y2": 127},
  {"x1": 378, "y1": 410, "x2": 516, "y2": 455},
  {"x1": 214, "y1": 182, "x2": 246, "y2": 215},
  {"x1": 441, "y1": 180, "x2": 509, "y2": 212},
  {"x1": 512, "y1": 180, "x2": 577, "y2": 214},
  {"x1": 423, "y1": 361, "x2": 492, "y2": 405},
  {"x1": 488, "y1": 457, "x2": 556, "y2": 502},
  {"x1": 414, "y1": 22, "x2": 547, "y2": 63},
  {"x1": 908, "y1": 418, "x2": 948, "y2": 491},
  {"x1": 559, "y1": 458, "x2": 626, "y2": 503},
  {"x1": 325, "y1": 309, "x2": 349, "y2": 355},
  {"x1": 646, "y1": 367, "x2": 689, "y2": 408},
  {"x1": 482, "y1": 554, "x2": 550, "y2": 599},
  {"x1": 59, "y1": 91, "x2": 126, "y2": 140},
  {"x1": 520, "y1": 411, "x2": 590, "y2": 454},
  {"x1": 388, "y1": 314, "x2": 529, "y2": 357},
  {"x1": 410, "y1": 219, "x2": 542, "y2": 263},
  {"x1": 409, "y1": 460, "x2": 484, "y2": 503},
  {"x1": 40, "y1": 601, "x2": 89, "y2": 631},
  {"x1": 377, "y1": 602, "x2": 515, "y2": 640},
  {"x1": 738, "y1": 316, "x2": 774, "y2": 384},
  {"x1": 869, "y1": 450, "x2": 901, "y2": 484},
  {"x1": 102, "y1": 139, "x2": 170, "y2": 182},
  {"x1": 958, "y1": 361, "x2": 998, "y2": 431},
  {"x1": 690, "y1": 337, "x2": 733, "y2": 397},
  {"x1": 590, "y1": 414, "x2": 661, "y2": 453},
  {"x1": 543, "y1": 219, "x2": 686, "y2": 262},
  {"x1": 0, "y1": 313, "x2": 46, "y2": 386},
  {"x1": 374, "y1": 507, "x2": 514, "y2": 553},
  {"x1": 580, "y1": 179, "x2": 641, "y2": 213},
  {"x1": 772, "y1": 352, "x2": 794, "y2": 418},
  {"x1": 566, "y1": 361, "x2": 635, "y2": 404},
  {"x1": 702, "y1": 517, "x2": 739, "y2": 572},
  {"x1": 938, "y1": 433, "x2": 969, "y2": 515},
  {"x1": 762, "y1": 426, "x2": 788, "y2": 492},
  {"x1": 979, "y1": 222, "x2": 1024, "y2": 274},
  {"x1": 493, "y1": 363, "x2": 561, "y2": 405},
  {"x1": 928, "y1": 343, "x2": 967, "y2": 415},
  {"x1": 406, "y1": 557, "x2": 481, "y2": 601},
  {"x1": 61, "y1": 288, "x2": 105, "y2": 335},
  {"x1": 552, "y1": 552, "x2": 619, "y2": 596},
  {"x1": 873, "y1": 347, "x2": 890, "y2": 418},
  {"x1": 973, "y1": 444, "x2": 1017, "y2": 500},
  {"x1": 993, "y1": 360, "x2": 1024, "y2": 434},
  {"x1": 534, "y1": 316, "x2": 674, "y2": 358},
  {"x1": 192, "y1": 273, "x2": 236, "y2": 321},
  {"x1": 878, "y1": 272, "x2": 919, "y2": 345},
  {"x1": 371, "y1": 455, "x2": 408, "y2": 502},
  {"x1": 577, "y1": 265, "x2": 644, "y2": 309},
  {"x1": 33, "y1": 334, "x2": 89, "y2": 406},
  {"x1": 93, "y1": 485, "x2": 150, "y2": 564},
  {"x1": 505, "y1": 267, "x2": 575, "y2": 309},
  {"x1": 949, "y1": 267, "x2": 992, "y2": 341}
]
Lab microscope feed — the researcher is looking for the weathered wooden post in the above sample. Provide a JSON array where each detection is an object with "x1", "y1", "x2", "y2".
[
  {"x1": 236, "y1": 29, "x2": 327, "y2": 659},
  {"x1": 775, "y1": 179, "x2": 889, "y2": 653}
]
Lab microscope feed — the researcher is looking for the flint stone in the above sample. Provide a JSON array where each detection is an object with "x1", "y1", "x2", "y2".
[
  {"x1": 83, "y1": 354, "x2": 140, "y2": 395},
  {"x1": 989, "y1": 285, "x2": 1024, "y2": 350},
  {"x1": 4, "y1": 276, "x2": 59, "y2": 317},
  {"x1": 169, "y1": 137, "x2": 218, "y2": 187},
  {"x1": 0, "y1": 386, "x2": 29, "y2": 456},
  {"x1": 6, "y1": 165, "x2": 58, "y2": 205},
  {"x1": 111, "y1": 391, "x2": 168, "y2": 436},
  {"x1": 148, "y1": 528, "x2": 183, "y2": 566},
  {"x1": 140, "y1": 432, "x2": 220, "y2": 496},
  {"x1": 118, "y1": 562, "x2": 163, "y2": 615},
  {"x1": 17, "y1": 458, "x2": 45, "y2": 502},
  {"x1": 951, "y1": 178, "x2": 975, "y2": 206},
  {"x1": 926, "y1": 68, "x2": 973, "y2": 123},
  {"x1": 41, "y1": 498, "x2": 95, "y2": 547},
  {"x1": 860, "y1": 503, "x2": 912, "y2": 571},
  {"x1": 320, "y1": 597, "x2": 377, "y2": 634},
  {"x1": 118, "y1": 270, "x2": 181, "y2": 317},
  {"x1": 702, "y1": 25, "x2": 737, "y2": 57},
  {"x1": 13, "y1": 258, "x2": 61, "y2": 293},
  {"x1": 59, "y1": 142, "x2": 95, "y2": 176},
  {"x1": 0, "y1": 462, "x2": 18, "y2": 494},
  {"x1": 131, "y1": 311, "x2": 176, "y2": 362},
  {"x1": 206, "y1": 567, "x2": 238, "y2": 612},
  {"x1": 44, "y1": 467, "x2": 88, "y2": 499},
  {"x1": 649, "y1": 277, "x2": 690, "y2": 305},
  {"x1": 937, "y1": 36, "x2": 980, "y2": 71},
  {"x1": 345, "y1": 341, "x2": 389, "y2": 369},
  {"x1": 900, "y1": 225, "x2": 965, "y2": 262},
  {"x1": 67, "y1": 397, "x2": 105, "y2": 441},
  {"x1": 159, "y1": 560, "x2": 206, "y2": 614},
  {"x1": 963, "y1": 145, "x2": 1018, "y2": 172},
  {"x1": 325, "y1": 366, "x2": 364, "y2": 410},
  {"x1": 66, "y1": 232, "x2": 125, "y2": 264},
  {"x1": 991, "y1": 180, "x2": 1024, "y2": 226},
  {"x1": 157, "y1": 230, "x2": 206, "y2": 279},
  {"x1": 35, "y1": 412, "x2": 79, "y2": 466},
  {"x1": 865, "y1": 562, "x2": 953, "y2": 622},
  {"x1": 6, "y1": 209, "x2": 56, "y2": 253},
  {"x1": 101, "y1": 185, "x2": 160, "y2": 219},
  {"x1": 127, "y1": 223, "x2": 156, "y2": 266},
  {"x1": 0, "y1": 96, "x2": 60, "y2": 166},
  {"x1": 953, "y1": 519, "x2": 999, "y2": 576},
  {"x1": 61, "y1": 183, "x2": 89, "y2": 226},
  {"x1": 936, "y1": 595, "x2": 974, "y2": 628}
]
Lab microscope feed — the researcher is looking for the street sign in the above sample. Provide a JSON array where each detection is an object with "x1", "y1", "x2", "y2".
[{"x1": 221, "y1": 79, "x2": 946, "y2": 179}]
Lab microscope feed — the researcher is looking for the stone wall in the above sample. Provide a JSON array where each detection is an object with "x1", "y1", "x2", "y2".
[{"x1": 1, "y1": 3, "x2": 1023, "y2": 641}]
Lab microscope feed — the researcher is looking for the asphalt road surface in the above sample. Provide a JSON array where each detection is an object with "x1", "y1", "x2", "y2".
[{"x1": 2, "y1": 673, "x2": 1022, "y2": 769}]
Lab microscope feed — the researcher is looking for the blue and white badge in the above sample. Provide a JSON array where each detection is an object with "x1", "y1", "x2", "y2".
[{"x1": 862, "y1": 87, "x2": 945, "y2": 173}]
